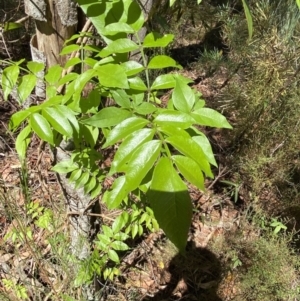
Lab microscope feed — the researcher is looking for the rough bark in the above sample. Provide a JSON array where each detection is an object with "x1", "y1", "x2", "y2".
[
  {"x1": 24, "y1": 2, "x2": 95, "y2": 298},
  {"x1": 25, "y1": 0, "x2": 77, "y2": 68}
]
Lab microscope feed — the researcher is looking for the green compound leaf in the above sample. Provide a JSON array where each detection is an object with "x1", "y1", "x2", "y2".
[
  {"x1": 154, "y1": 110, "x2": 195, "y2": 129},
  {"x1": 108, "y1": 249, "x2": 119, "y2": 263},
  {"x1": 125, "y1": 140, "x2": 162, "y2": 191},
  {"x1": 84, "y1": 176, "x2": 97, "y2": 194},
  {"x1": 143, "y1": 32, "x2": 174, "y2": 48},
  {"x1": 96, "y1": 64, "x2": 128, "y2": 89},
  {"x1": 30, "y1": 113, "x2": 54, "y2": 145},
  {"x1": 90, "y1": 183, "x2": 102, "y2": 198},
  {"x1": 103, "y1": 117, "x2": 149, "y2": 148},
  {"x1": 75, "y1": 172, "x2": 90, "y2": 189},
  {"x1": 134, "y1": 102, "x2": 157, "y2": 115},
  {"x1": 148, "y1": 157, "x2": 192, "y2": 253},
  {"x1": 166, "y1": 135, "x2": 213, "y2": 178},
  {"x1": 56, "y1": 105, "x2": 80, "y2": 133},
  {"x1": 173, "y1": 155, "x2": 205, "y2": 190},
  {"x1": 81, "y1": 107, "x2": 132, "y2": 128},
  {"x1": 9, "y1": 110, "x2": 31, "y2": 130},
  {"x1": 151, "y1": 74, "x2": 193, "y2": 90},
  {"x1": 192, "y1": 135, "x2": 217, "y2": 167},
  {"x1": 42, "y1": 107, "x2": 73, "y2": 137},
  {"x1": 191, "y1": 108, "x2": 232, "y2": 129},
  {"x1": 27, "y1": 61, "x2": 44, "y2": 74},
  {"x1": 112, "y1": 212, "x2": 129, "y2": 233},
  {"x1": 110, "y1": 128, "x2": 155, "y2": 174},
  {"x1": 148, "y1": 55, "x2": 181, "y2": 69},
  {"x1": 110, "y1": 241, "x2": 129, "y2": 251},
  {"x1": 70, "y1": 168, "x2": 82, "y2": 182},
  {"x1": 15, "y1": 125, "x2": 32, "y2": 160},
  {"x1": 64, "y1": 57, "x2": 82, "y2": 69},
  {"x1": 104, "y1": 22, "x2": 135, "y2": 35},
  {"x1": 124, "y1": 0, "x2": 145, "y2": 31},
  {"x1": 110, "y1": 89, "x2": 131, "y2": 109},
  {"x1": 128, "y1": 77, "x2": 147, "y2": 91},
  {"x1": 121, "y1": 61, "x2": 144, "y2": 76},
  {"x1": 60, "y1": 44, "x2": 81, "y2": 55},
  {"x1": 74, "y1": 69, "x2": 96, "y2": 93},
  {"x1": 45, "y1": 65, "x2": 63, "y2": 85},
  {"x1": 151, "y1": 74, "x2": 176, "y2": 90},
  {"x1": 17, "y1": 74, "x2": 36, "y2": 103},
  {"x1": 2, "y1": 65, "x2": 19, "y2": 100},
  {"x1": 100, "y1": 39, "x2": 139, "y2": 57},
  {"x1": 103, "y1": 176, "x2": 129, "y2": 209},
  {"x1": 172, "y1": 79, "x2": 195, "y2": 113},
  {"x1": 51, "y1": 160, "x2": 78, "y2": 174},
  {"x1": 158, "y1": 125, "x2": 190, "y2": 139}
]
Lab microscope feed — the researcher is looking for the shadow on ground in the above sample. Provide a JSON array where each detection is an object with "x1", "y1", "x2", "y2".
[{"x1": 143, "y1": 241, "x2": 222, "y2": 301}]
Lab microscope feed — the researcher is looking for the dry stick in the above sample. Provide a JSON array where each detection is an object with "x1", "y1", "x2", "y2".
[
  {"x1": 0, "y1": 32, "x2": 11, "y2": 58},
  {"x1": 57, "y1": 19, "x2": 93, "y2": 94},
  {"x1": 208, "y1": 166, "x2": 229, "y2": 190}
]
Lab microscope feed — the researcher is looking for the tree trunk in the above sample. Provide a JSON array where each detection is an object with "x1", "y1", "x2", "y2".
[{"x1": 24, "y1": 2, "x2": 95, "y2": 298}]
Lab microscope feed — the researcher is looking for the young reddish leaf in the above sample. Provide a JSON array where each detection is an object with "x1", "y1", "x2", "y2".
[{"x1": 148, "y1": 157, "x2": 192, "y2": 253}]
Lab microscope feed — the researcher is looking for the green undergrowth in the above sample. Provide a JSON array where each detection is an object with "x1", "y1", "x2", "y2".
[
  {"x1": 216, "y1": 0, "x2": 300, "y2": 207},
  {"x1": 170, "y1": 0, "x2": 300, "y2": 212},
  {"x1": 210, "y1": 210, "x2": 300, "y2": 301},
  {"x1": 0, "y1": 170, "x2": 82, "y2": 300}
]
